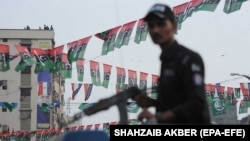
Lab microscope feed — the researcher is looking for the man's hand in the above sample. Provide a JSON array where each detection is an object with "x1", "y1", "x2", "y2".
[
  {"x1": 137, "y1": 109, "x2": 156, "y2": 122},
  {"x1": 134, "y1": 93, "x2": 156, "y2": 108}
]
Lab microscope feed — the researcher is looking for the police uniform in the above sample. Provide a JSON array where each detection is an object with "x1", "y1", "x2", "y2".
[{"x1": 155, "y1": 40, "x2": 211, "y2": 124}]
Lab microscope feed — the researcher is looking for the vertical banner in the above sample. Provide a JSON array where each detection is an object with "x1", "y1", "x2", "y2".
[
  {"x1": 102, "y1": 64, "x2": 112, "y2": 88},
  {"x1": 37, "y1": 70, "x2": 51, "y2": 129},
  {"x1": 134, "y1": 18, "x2": 148, "y2": 44},
  {"x1": 116, "y1": 67, "x2": 126, "y2": 93}
]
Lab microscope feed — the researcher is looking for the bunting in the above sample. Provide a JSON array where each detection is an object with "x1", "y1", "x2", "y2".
[
  {"x1": 151, "y1": 74, "x2": 159, "y2": 99},
  {"x1": 102, "y1": 64, "x2": 112, "y2": 88},
  {"x1": 90, "y1": 60, "x2": 101, "y2": 86},
  {"x1": 84, "y1": 83, "x2": 93, "y2": 101},
  {"x1": 116, "y1": 20, "x2": 137, "y2": 48},
  {"x1": 134, "y1": 18, "x2": 148, "y2": 44},
  {"x1": 15, "y1": 45, "x2": 36, "y2": 72},
  {"x1": 139, "y1": 72, "x2": 148, "y2": 92},
  {"x1": 49, "y1": 45, "x2": 64, "y2": 73},
  {"x1": 71, "y1": 83, "x2": 82, "y2": 100},
  {"x1": 223, "y1": 0, "x2": 246, "y2": 14},
  {"x1": 95, "y1": 26, "x2": 121, "y2": 55},
  {"x1": 128, "y1": 69, "x2": 137, "y2": 88},
  {"x1": 116, "y1": 67, "x2": 126, "y2": 93},
  {"x1": 61, "y1": 53, "x2": 72, "y2": 79},
  {"x1": 31, "y1": 48, "x2": 53, "y2": 73},
  {"x1": 67, "y1": 36, "x2": 91, "y2": 62},
  {"x1": 76, "y1": 59, "x2": 85, "y2": 82},
  {"x1": 0, "y1": 102, "x2": 18, "y2": 112},
  {"x1": 0, "y1": 44, "x2": 10, "y2": 72}
]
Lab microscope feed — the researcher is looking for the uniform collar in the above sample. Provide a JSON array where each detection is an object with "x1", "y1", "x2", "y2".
[{"x1": 160, "y1": 40, "x2": 180, "y2": 61}]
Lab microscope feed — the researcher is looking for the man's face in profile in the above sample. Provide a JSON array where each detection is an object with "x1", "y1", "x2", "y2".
[{"x1": 147, "y1": 17, "x2": 176, "y2": 45}]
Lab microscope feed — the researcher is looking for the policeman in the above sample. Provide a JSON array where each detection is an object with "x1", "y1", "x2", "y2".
[{"x1": 135, "y1": 3, "x2": 211, "y2": 124}]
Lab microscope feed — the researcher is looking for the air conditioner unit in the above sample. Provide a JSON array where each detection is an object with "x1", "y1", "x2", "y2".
[{"x1": 2, "y1": 125, "x2": 9, "y2": 132}]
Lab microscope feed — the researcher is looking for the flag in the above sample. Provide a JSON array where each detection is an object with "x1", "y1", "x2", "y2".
[
  {"x1": 196, "y1": 0, "x2": 221, "y2": 12},
  {"x1": 76, "y1": 59, "x2": 85, "y2": 82},
  {"x1": 9, "y1": 54, "x2": 19, "y2": 61},
  {"x1": 239, "y1": 100, "x2": 248, "y2": 114},
  {"x1": 38, "y1": 82, "x2": 51, "y2": 96},
  {"x1": 223, "y1": 0, "x2": 247, "y2": 14},
  {"x1": 78, "y1": 102, "x2": 95, "y2": 110},
  {"x1": 103, "y1": 123, "x2": 110, "y2": 135},
  {"x1": 95, "y1": 26, "x2": 121, "y2": 55},
  {"x1": 134, "y1": 18, "x2": 148, "y2": 44},
  {"x1": 139, "y1": 72, "x2": 148, "y2": 92},
  {"x1": 151, "y1": 74, "x2": 159, "y2": 99},
  {"x1": 49, "y1": 45, "x2": 64, "y2": 73},
  {"x1": 102, "y1": 64, "x2": 112, "y2": 88},
  {"x1": 40, "y1": 103, "x2": 51, "y2": 114},
  {"x1": 116, "y1": 67, "x2": 126, "y2": 93},
  {"x1": 210, "y1": 97, "x2": 226, "y2": 115},
  {"x1": 31, "y1": 48, "x2": 53, "y2": 73},
  {"x1": 205, "y1": 84, "x2": 215, "y2": 105},
  {"x1": 84, "y1": 83, "x2": 93, "y2": 101},
  {"x1": 94, "y1": 124, "x2": 101, "y2": 130},
  {"x1": 61, "y1": 53, "x2": 72, "y2": 79},
  {"x1": 0, "y1": 44, "x2": 10, "y2": 72},
  {"x1": 67, "y1": 36, "x2": 92, "y2": 62},
  {"x1": 38, "y1": 70, "x2": 51, "y2": 82},
  {"x1": 71, "y1": 83, "x2": 82, "y2": 100},
  {"x1": 90, "y1": 60, "x2": 101, "y2": 86},
  {"x1": 15, "y1": 45, "x2": 36, "y2": 72},
  {"x1": 127, "y1": 101, "x2": 140, "y2": 113},
  {"x1": 225, "y1": 87, "x2": 235, "y2": 108},
  {"x1": 234, "y1": 87, "x2": 241, "y2": 98},
  {"x1": 78, "y1": 126, "x2": 84, "y2": 131},
  {"x1": 116, "y1": 20, "x2": 137, "y2": 48},
  {"x1": 0, "y1": 102, "x2": 18, "y2": 112},
  {"x1": 128, "y1": 69, "x2": 137, "y2": 88}
]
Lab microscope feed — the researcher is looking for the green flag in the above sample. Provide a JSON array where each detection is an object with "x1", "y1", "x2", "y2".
[
  {"x1": 31, "y1": 48, "x2": 53, "y2": 73},
  {"x1": 223, "y1": 0, "x2": 247, "y2": 14},
  {"x1": 90, "y1": 60, "x2": 101, "y2": 86},
  {"x1": 139, "y1": 72, "x2": 148, "y2": 92},
  {"x1": 116, "y1": 20, "x2": 137, "y2": 48},
  {"x1": 0, "y1": 44, "x2": 10, "y2": 72},
  {"x1": 15, "y1": 45, "x2": 36, "y2": 72},
  {"x1": 127, "y1": 101, "x2": 140, "y2": 113},
  {"x1": 116, "y1": 67, "x2": 126, "y2": 93},
  {"x1": 67, "y1": 36, "x2": 92, "y2": 62},
  {"x1": 49, "y1": 45, "x2": 64, "y2": 73},
  {"x1": 211, "y1": 97, "x2": 226, "y2": 115},
  {"x1": 76, "y1": 59, "x2": 85, "y2": 82},
  {"x1": 234, "y1": 87, "x2": 241, "y2": 98},
  {"x1": 239, "y1": 100, "x2": 248, "y2": 114},
  {"x1": 61, "y1": 53, "x2": 72, "y2": 79},
  {"x1": 95, "y1": 26, "x2": 121, "y2": 55},
  {"x1": 102, "y1": 64, "x2": 112, "y2": 88},
  {"x1": 40, "y1": 103, "x2": 51, "y2": 114},
  {"x1": 78, "y1": 103, "x2": 95, "y2": 110},
  {"x1": 0, "y1": 102, "x2": 18, "y2": 112},
  {"x1": 134, "y1": 18, "x2": 148, "y2": 44},
  {"x1": 196, "y1": 0, "x2": 221, "y2": 12},
  {"x1": 128, "y1": 69, "x2": 138, "y2": 88}
]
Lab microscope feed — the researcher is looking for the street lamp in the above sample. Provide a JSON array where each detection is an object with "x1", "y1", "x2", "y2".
[{"x1": 230, "y1": 73, "x2": 250, "y2": 80}]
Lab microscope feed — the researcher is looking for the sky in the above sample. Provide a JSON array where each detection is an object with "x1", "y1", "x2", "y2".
[{"x1": 1, "y1": 0, "x2": 250, "y2": 125}]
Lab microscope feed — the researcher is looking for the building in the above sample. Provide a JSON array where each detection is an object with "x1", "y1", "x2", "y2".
[{"x1": 0, "y1": 29, "x2": 65, "y2": 140}]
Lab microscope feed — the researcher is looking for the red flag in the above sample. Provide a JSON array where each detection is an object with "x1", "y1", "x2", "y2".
[
  {"x1": 86, "y1": 125, "x2": 93, "y2": 130},
  {"x1": 94, "y1": 124, "x2": 101, "y2": 130},
  {"x1": 61, "y1": 53, "x2": 72, "y2": 79},
  {"x1": 49, "y1": 45, "x2": 64, "y2": 72},
  {"x1": 116, "y1": 67, "x2": 126, "y2": 93},
  {"x1": 90, "y1": 60, "x2": 101, "y2": 86},
  {"x1": 0, "y1": 44, "x2": 10, "y2": 72}
]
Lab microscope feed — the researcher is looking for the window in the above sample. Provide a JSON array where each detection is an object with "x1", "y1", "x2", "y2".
[
  {"x1": 2, "y1": 107, "x2": 7, "y2": 112},
  {"x1": 2, "y1": 38, "x2": 8, "y2": 42},
  {"x1": 0, "y1": 80, "x2": 7, "y2": 90}
]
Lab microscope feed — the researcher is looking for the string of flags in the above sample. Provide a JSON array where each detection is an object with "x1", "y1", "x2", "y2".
[{"x1": 0, "y1": 0, "x2": 249, "y2": 73}]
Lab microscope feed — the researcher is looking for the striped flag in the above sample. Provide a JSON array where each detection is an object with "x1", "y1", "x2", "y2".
[
  {"x1": 71, "y1": 83, "x2": 82, "y2": 100},
  {"x1": 38, "y1": 82, "x2": 51, "y2": 96},
  {"x1": 84, "y1": 83, "x2": 93, "y2": 101}
]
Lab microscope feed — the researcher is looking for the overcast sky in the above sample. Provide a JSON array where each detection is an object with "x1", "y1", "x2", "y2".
[{"x1": 1, "y1": 0, "x2": 250, "y2": 124}]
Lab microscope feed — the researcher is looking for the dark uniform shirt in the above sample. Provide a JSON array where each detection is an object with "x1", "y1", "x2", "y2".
[{"x1": 156, "y1": 40, "x2": 211, "y2": 124}]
